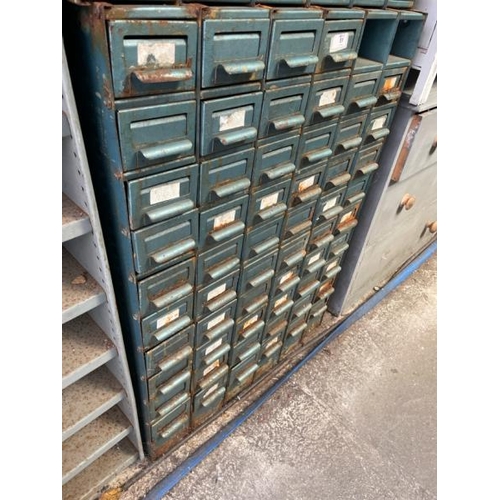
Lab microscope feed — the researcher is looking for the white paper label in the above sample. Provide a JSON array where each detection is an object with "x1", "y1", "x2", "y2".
[
  {"x1": 275, "y1": 296, "x2": 287, "y2": 308},
  {"x1": 207, "y1": 313, "x2": 226, "y2": 330},
  {"x1": 323, "y1": 197, "x2": 339, "y2": 212},
  {"x1": 330, "y1": 32, "x2": 349, "y2": 53},
  {"x1": 244, "y1": 315, "x2": 259, "y2": 330},
  {"x1": 156, "y1": 308, "x2": 180, "y2": 330},
  {"x1": 203, "y1": 360, "x2": 221, "y2": 377},
  {"x1": 298, "y1": 176, "x2": 315, "y2": 192},
  {"x1": 150, "y1": 182, "x2": 180, "y2": 204},
  {"x1": 279, "y1": 271, "x2": 293, "y2": 285},
  {"x1": 340, "y1": 210, "x2": 355, "y2": 224},
  {"x1": 266, "y1": 336, "x2": 280, "y2": 351},
  {"x1": 260, "y1": 192, "x2": 280, "y2": 210},
  {"x1": 372, "y1": 116, "x2": 387, "y2": 131},
  {"x1": 137, "y1": 41, "x2": 176, "y2": 66},
  {"x1": 204, "y1": 383, "x2": 220, "y2": 398},
  {"x1": 205, "y1": 338, "x2": 223, "y2": 356},
  {"x1": 327, "y1": 259, "x2": 339, "y2": 272},
  {"x1": 220, "y1": 108, "x2": 246, "y2": 131},
  {"x1": 207, "y1": 283, "x2": 227, "y2": 301},
  {"x1": 309, "y1": 253, "x2": 321, "y2": 265},
  {"x1": 319, "y1": 88, "x2": 338, "y2": 107},
  {"x1": 213, "y1": 209, "x2": 236, "y2": 230}
]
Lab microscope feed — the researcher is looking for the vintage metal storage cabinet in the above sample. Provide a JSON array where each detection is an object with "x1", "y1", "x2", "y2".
[{"x1": 63, "y1": 0, "x2": 424, "y2": 459}]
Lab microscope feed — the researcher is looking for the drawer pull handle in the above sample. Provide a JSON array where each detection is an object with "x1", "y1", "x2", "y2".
[
  {"x1": 133, "y1": 67, "x2": 193, "y2": 84},
  {"x1": 263, "y1": 342, "x2": 282, "y2": 360},
  {"x1": 151, "y1": 282, "x2": 193, "y2": 310},
  {"x1": 215, "y1": 127, "x2": 257, "y2": 146},
  {"x1": 255, "y1": 203, "x2": 287, "y2": 223},
  {"x1": 139, "y1": 139, "x2": 192, "y2": 162},
  {"x1": 218, "y1": 60, "x2": 265, "y2": 75},
  {"x1": 278, "y1": 275, "x2": 300, "y2": 294},
  {"x1": 235, "y1": 363, "x2": 259, "y2": 384},
  {"x1": 248, "y1": 269, "x2": 275, "y2": 290},
  {"x1": 319, "y1": 205, "x2": 343, "y2": 222},
  {"x1": 208, "y1": 221, "x2": 245, "y2": 244},
  {"x1": 251, "y1": 236, "x2": 280, "y2": 257},
  {"x1": 381, "y1": 89, "x2": 401, "y2": 102},
  {"x1": 273, "y1": 298, "x2": 293, "y2": 317},
  {"x1": 288, "y1": 323, "x2": 307, "y2": 339},
  {"x1": 270, "y1": 114, "x2": 305, "y2": 131},
  {"x1": 400, "y1": 193, "x2": 416, "y2": 211},
  {"x1": 262, "y1": 162, "x2": 296, "y2": 182},
  {"x1": 346, "y1": 192, "x2": 366, "y2": 205},
  {"x1": 241, "y1": 320, "x2": 265, "y2": 340},
  {"x1": 332, "y1": 242, "x2": 349, "y2": 256},
  {"x1": 198, "y1": 364, "x2": 229, "y2": 390},
  {"x1": 369, "y1": 128, "x2": 390, "y2": 141},
  {"x1": 205, "y1": 319, "x2": 234, "y2": 343},
  {"x1": 157, "y1": 392, "x2": 190, "y2": 417},
  {"x1": 204, "y1": 343, "x2": 231, "y2": 366},
  {"x1": 310, "y1": 233, "x2": 334, "y2": 250},
  {"x1": 145, "y1": 199, "x2": 195, "y2": 224},
  {"x1": 159, "y1": 415, "x2": 189, "y2": 441},
  {"x1": 336, "y1": 219, "x2": 358, "y2": 234},
  {"x1": 236, "y1": 343, "x2": 261, "y2": 364},
  {"x1": 281, "y1": 55, "x2": 319, "y2": 68},
  {"x1": 304, "y1": 258, "x2": 326, "y2": 276},
  {"x1": 205, "y1": 290, "x2": 237, "y2": 314},
  {"x1": 327, "y1": 50, "x2": 357, "y2": 63},
  {"x1": 152, "y1": 238, "x2": 196, "y2": 264},
  {"x1": 326, "y1": 172, "x2": 351, "y2": 189},
  {"x1": 304, "y1": 147, "x2": 332, "y2": 164},
  {"x1": 312, "y1": 305, "x2": 328, "y2": 318},
  {"x1": 357, "y1": 162, "x2": 379, "y2": 176},
  {"x1": 282, "y1": 251, "x2": 305, "y2": 269},
  {"x1": 293, "y1": 185, "x2": 322, "y2": 206},
  {"x1": 352, "y1": 95, "x2": 377, "y2": 109},
  {"x1": 315, "y1": 104, "x2": 345, "y2": 120},
  {"x1": 206, "y1": 258, "x2": 240, "y2": 282},
  {"x1": 337, "y1": 136, "x2": 362, "y2": 152},
  {"x1": 426, "y1": 221, "x2": 438, "y2": 234},
  {"x1": 153, "y1": 315, "x2": 192, "y2": 345},
  {"x1": 158, "y1": 372, "x2": 191, "y2": 397},
  {"x1": 210, "y1": 178, "x2": 251, "y2": 200},
  {"x1": 285, "y1": 220, "x2": 312, "y2": 238},
  {"x1": 243, "y1": 295, "x2": 268, "y2": 315},
  {"x1": 158, "y1": 345, "x2": 192, "y2": 372},
  {"x1": 201, "y1": 387, "x2": 226, "y2": 408},
  {"x1": 317, "y1": 286, "x2": 335, "y2": 301},
  {"x1": 325, "y1": 265, "x2": 341, "y2": 280},
  {"x1": 293, "y1": 302, "x2": 312, "y2": 319}
]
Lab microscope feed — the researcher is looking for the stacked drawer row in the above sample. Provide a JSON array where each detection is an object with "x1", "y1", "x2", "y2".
[{"x1": 64, "y1": 0, "x2": 425, "y2": 459}]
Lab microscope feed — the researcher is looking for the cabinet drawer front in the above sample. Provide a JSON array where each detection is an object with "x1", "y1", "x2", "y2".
[
  {"x1": 363, "y1": 103, "x2": 397, "y2": 145},
  {"x1": 344, "y1": 69, "x2": 382, "y2": 116},
  {"x1": 238, "y1": 251, "x2": 278, "y2": 296},
  {"x1": 353, "y1": 139, "x2": 385, "y2": 176},
  {"x1": 196, "y1": 300, "x2": 237, "y2": 348},
  {"x1": 277, "y1": 231, "x2": 309, "y2": 271},
  {"x1": 248, "y1": 179, "x2": 291, "y2": 228},
  {"x1": 150, "y1": 405, "x2": 190, "y2": 451},
  {"x1": 234, "y1": 309, "x2": 267, "y2": 343},
  {"x1": 194, "y1": 329, "x2": 233, "y2": 369},
  {"x1": 377, "y1": 64, "x2": 409, "y2": 105},
  {"x1": 315, "y1": 184, "x2": 348, "y2": 225},
  {"x1": 192, "y1": 365, "x2": 229, "y2": 426},
  {"x1": 118, "y1": 99, "x2": 196, "y2": 172},
  {"x1": 109, "y1": 19, "x2": 198, "y2": 98},
  {"x1": 290, "y1": 163, "x2": 325, "y2": 207},
  {"x1": 195, "y1": 271, "x2": 240, "y2": 318},
  {"x1": 298, "y1": 122, "x2": 338, "y2": 169},
  {"x1": 242, "y1": 216, "x2": 283, "y2": 262},
  {"x1": 333, "y1": 114, "x2": 368, "y2": 155},
  {"x1": 283, "y1": 201, "x2": 316, "y2": 240}
]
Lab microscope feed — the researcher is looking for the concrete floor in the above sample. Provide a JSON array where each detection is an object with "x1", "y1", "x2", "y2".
[{"x1": 117, "y1": 253, "x2": 436, "y2": 500}]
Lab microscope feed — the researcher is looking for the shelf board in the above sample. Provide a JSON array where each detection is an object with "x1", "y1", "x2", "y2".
[
  {"x1": 62, "y1": 194, "x2": 91, "y2": 242},
  {"x1": 62, "y1": 438, "x2": 138, "y2": 500},
  {"x1": 62, "y1": 365, "x2": 124, "y2": 442},
  {"x1": 62, "y1": 406, "x2": 132, "y2": 485},
  {"x1": 62, "y1": 248, "x2": 106, "y2": 324},
  {"x1": 62, "y1": 314, "x2": 117, "y2": 390}
]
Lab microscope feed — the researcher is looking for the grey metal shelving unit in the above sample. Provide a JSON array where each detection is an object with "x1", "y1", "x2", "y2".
[{"x1": 62, "y1": 44, "x2": 144, "y2": 500}]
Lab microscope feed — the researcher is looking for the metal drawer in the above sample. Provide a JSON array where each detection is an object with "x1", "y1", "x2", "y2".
[
  {"x1": 267, "y1": 288, "x2": 295, "y2": 323},
  {"x1": 248, "y1": 179, "x2": 291, "y2": 227},
  {"x1": 345, "y1": 172, "x2": 373, "y2": 200},
  {"x1": 229, "y1": 338, "x2": 261, "y2": 367},
  {"x1": 310, "y1": 217, "x2": 337, "y2": 245},
  {"x1": 353, "y1": 139, "x2": 384, "y2": 176},
  {"x1": 199, "y1": 195, "x2": 248, "y2": 251},
  {"x1": 255, "y1": 337, "x2": 283, "y2": 380},
  {"x1": 363, "y1": 103, "x2": 397, "y2": 145},
  {"x1": 315, "y1": 278, "x2": 336, "y2": 303},
  {"x1": 290, "y1": 296, "x2": 313, "y2": 323},
  {"x1": 195, "y1": 300, "x2": 237, "y2": 348},
  {"x1": 200, "y1": 92, "x2": 263, "y2": 157},
  {"x1": 234, "y1": 310, "x2": 267, "y2": 346},
  {"x1": 226, "y1": 356, "x2": 260, "y2": 401},
  {"x1": 314, "y1": 185, "x2": 348, "y2": 225},
  {"x1": 108, "y1": 14, "x2": 198, "y2": 98},
  {"x1": 307, "y1": 300, "x2": 328, "y2": 329},
  {"x1": 196, "y1": 236, "x2": 243, "y2": 288},
  {"x1": 150, "y1": 402, "x2": 190, "y2": 452},
  {"x1": 317, "y1": 10, "x2": 365, "y2": 73},
  {"x1": 301, "y1": 247, "x2": 329, "y2": 282},
  {"x1": 117, "y1": 96, "x2": 196, "y2": 172},
  {"x1": 282, "y1": 201, "x2": 316, "y2": 240},
  {"x1": 238, "y1": 251, "x2": 278, "y2": 298},
  {"x1": 142, "y1": 295, "x2": 194, "y2": 350},
  {"x1": 281, "y1": 319, "x2": 307, "y2": 358},
  {"x1": 200, "y1": 148, "x2": 254, "y2": 207},
  {"x1": 321, "y1": 254, "x2": 344, "y2": 281},
  {"x1": 194, "y1": 328, "x2": 233, "y2": 370},
  {"x1": 335, "y1": 199, "x2": 363, "y2": 235},
  {"x1": 272, "y1": 267, "x2": 301, "y2": 298},
  {"x1": 323, "y1": 151, "x2": 356, "y2": 189},
  {"x1": 193, "y1": 341, "x2": 231, "y2": 388},
  {"x1": 127, "y1": 164, "x2": 198, "y2": 230},
  {"x1": 344, "y1": 61, "x2": 382, "y2": 117},
  {"x1": 333, "y1": 113, "x2": 369, "y2": 156},
  {"x1": 195, "y1": 270, "x2": 240, "y2": 318},
  {"x1": 276, "y1": 231, "x2": 309, "y2": 273},
  {"x1": 201, "y1": 8, "x2": 270, "y2": 88},
  {"x1": 290, "y1": 162, "x2": 325, "y2": 207},
  {"x1": 138, "y1": 258, "x2": 195, "y2": 318},
  {"x1": 266, "y1": 9, "x2": 324, "y2": 81},
  {"x1": 131, "y1": 209, "x2": 198, "y2": 276},
  {"x1": 253, "y1": 133, "x2": 300, "y2": 187},
  {"x1": 242, "y1": 216, "x2": 283, "y2": 262},
  {"x1": 259, "y1": 77, "x2": 311, "y2": 138},
  {"x1": 376, "y1": 63, "x2": 409, "y2": 106},
  {"x1": 298, "y1": 122, "x2": 338, "y2": 170},
  {"x1": 305, "y1": 70, "x2": 350, "y2": 128}
]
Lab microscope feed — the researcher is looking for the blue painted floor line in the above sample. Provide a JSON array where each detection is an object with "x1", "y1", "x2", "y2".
[{"x1": 144, "y1": 241, "x2": 437, "y2": 500}]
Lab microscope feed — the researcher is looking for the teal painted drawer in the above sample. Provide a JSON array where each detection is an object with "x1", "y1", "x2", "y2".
[
  {"x1": 283, "y1": 201, "x2": 316, "y2": 240},
  {"x1": 195, "y1": 300, "x2": 237, "y2": 348},
  {"x1": 141, "y1": 294, "x2": 193, "y2": 350},
  {"x1": 276, "y1": 231, "x2": 309, "y2": 273},
  {"x1": 314, "y1": 185, "x2": 347, "y2": 225},
  {"x1": 306, "y1": 70, "x2": 350, "y2": 127},
  {"x1": 195, "y1": 270, "x2": 239, "y2": 319},
  {"x1": 344, "y1": 63, "x2": 382, "y2": 116},
  {"x1": 229, "y1": 338, "x2": 261, "y2": 367},
  {"x1": 200, "y1": 148, "x2": 254, "y2": 206},
  {"x1": 263, "y1": 318, "x2": 288, "y2": 345},
  {"x1": 242, "y1": 216, "x2": 283, "y2": 262},
  {"x1": 238, "y1": 251, "x2": 278, "y2": 298},
  {"x1": 108, "y1": 14, "x2": 198, "y2": 98},
  {"x1": 150, "y1": 402, "x2": 190, "y2": 453},
  {"x1": 193, "y1": 340, "x2": 231, "y2": 388},
  {"x1": 272, "y1": 266, "x2": 301, "y2": 298},
  {"x1": 363, "y1": 103, "x2": 397, "y2": 145},
  {"x1": 226, "y1": 356, "x2": 260, "y2": 402},
  {"x1": 310, "y1": 217, "x2": 337, "y2": 245},
  {"x1": 281, "y1": 319, "x2": 307, "y2": 358},
  {"x1": 199, "y1": 195, "x2": 248, "y2": 251},
  {"x1": 127, "y1": 164, "x2": 198, "y2": 230},
  {"x1": 315, "y1": 278, "x2": 336, "y2": 303},
  {"x1": 118, "y1": 95, "x2": 196, "y2": 172},
  {"x1": 290, "y1": 162, "x2": 325, "y2": 208},
  {"x1": 298, "y1": 122, "x2": 338, "y2": 169},
  {"x1": 301, "y1": 246, "x2": 329, "y2": 282},
  {"x1": 267, "y1": 288, "x2": 295, "y2": 323},
  {"x1": 138, "y1": 258, "x2": 195, "y2": 318},
  {"x1": 317, "y1": 10, "x2": 365, "y2": 73},
  {"x1": 201, "y1": 7, "x2": 270, "y2": 88},
  {"x1": 234, "y1": 309, "x2": 267, "y2": 346},
  {"x1": 376, "y1": 63, "x2": 409, "y2": 106},
  {"x1": 194, "y1": 327, "x2": 233, "y2": 370},
  {"x1": 290, "y1": 296, "x2": 313, "y2": 324},
  {"x1": 266, "y1": 9, "x2": 324, "y2": 81},
  {"x1": 335, "y1": 199, "x2": 363, "y2": 235},
  {"x1": 237, "y1": 293, "x2": 269, "y2": 319},
  {"x1": 322, "y1": 251, "x2": 346, "y2": 280},
  {"x1": 254, "y1": 336, "x2": 283, "y2": 381},
  {"x1": 253, "y1": 132, "x2": 300, "y2": 187},
  {"x1": 307, "y1": 300, "x2": 328, "y2": 329},
  {"x1": 247, "y1": 179, "x2": 291, "y2": 228},
  {"x1": 132, "y1": 209, "x2": 198, "y2": 276},
  {"x1": 353, "y1": 139, "x2": 384, "y2": 177},
  {"x1": 200, "y1": 92, "x2": 263, "y2": 157},
  {"x1": 295, "y1": 276, "x2": 321, "y2": 302},
  {"x1": 333, "y1": 113, "x2": 369, "y2": 156},
  {"x1": 259, "y1": 77, "x2": 311, "y2": 138},
  {"x1": 345, "y1": 172, "x2": 373, "y2": 201}
]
